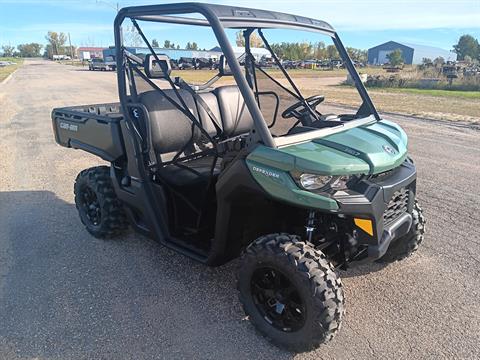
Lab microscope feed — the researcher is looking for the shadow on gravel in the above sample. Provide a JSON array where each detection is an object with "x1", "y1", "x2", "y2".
[
  {"x1": 0, "y1": 191, "x2": 295, "y2": 360},
  {"x1": 340, "y1": 262, "x2": 389, "y2": 278}
]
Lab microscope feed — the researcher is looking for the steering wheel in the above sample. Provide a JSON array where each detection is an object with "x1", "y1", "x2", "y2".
[{"x1": 281, "y1": 95, "x2": 325, "y2": 119}]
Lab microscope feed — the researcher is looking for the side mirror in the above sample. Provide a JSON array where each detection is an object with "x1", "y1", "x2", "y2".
[
  {"x1": 144, "y1": 54, "x2": 171, "y2": 79},
  {"x1": 218, "y1": 55, "x2": 232, "y2": 76}
]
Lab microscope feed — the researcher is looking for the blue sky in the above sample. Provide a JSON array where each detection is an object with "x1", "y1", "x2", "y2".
[{"x1": 0, "y1": 0, "x2": 479, "y2": 51}]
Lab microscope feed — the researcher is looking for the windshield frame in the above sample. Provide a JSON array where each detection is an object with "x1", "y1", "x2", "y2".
[{"x1": 114, "y1": 3, "x2": 381, "y2": 149}]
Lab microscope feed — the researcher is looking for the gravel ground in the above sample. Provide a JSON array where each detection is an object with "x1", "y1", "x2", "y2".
[{"x1": 0, "y1": 59, "x2": 479, "y2": 360}]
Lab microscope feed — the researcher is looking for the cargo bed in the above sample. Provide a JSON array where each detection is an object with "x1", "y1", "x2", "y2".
[{"x1": 52, "y1": 103, "x2": 125, "y2": 162}]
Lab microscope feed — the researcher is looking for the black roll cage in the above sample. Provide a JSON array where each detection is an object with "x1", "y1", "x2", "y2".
[
  {"x1": 109, "y1": 2, "x2": 382, "y2": 265},
  {"x1": 114, "y1": 3, "x2": 380, "y2": 153}
]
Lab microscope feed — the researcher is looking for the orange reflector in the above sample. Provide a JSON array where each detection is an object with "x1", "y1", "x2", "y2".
[{"x1": 354, "y1": 218, "x2": 374, "y2": 236}]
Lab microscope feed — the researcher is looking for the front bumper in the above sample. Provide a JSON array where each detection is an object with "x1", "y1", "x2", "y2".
[{"x1": 333, "y1": 159, "x2": 417, "y2": 261}]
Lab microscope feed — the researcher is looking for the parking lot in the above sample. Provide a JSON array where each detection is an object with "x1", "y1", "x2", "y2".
[{"x1": 0, "y1": 59, "x2": 479, "y2": 359}]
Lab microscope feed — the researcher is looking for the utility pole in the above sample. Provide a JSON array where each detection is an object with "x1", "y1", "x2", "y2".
[{"x1": 68, "y1": 32, "x2": 74, "y2": 65}]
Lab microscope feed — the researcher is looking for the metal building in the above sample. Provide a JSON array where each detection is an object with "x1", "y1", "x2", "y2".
[
  {"x1": 78, "y1": 47, "x2": 105, "y2": 60},
  {"x1": 367, "y1": 41, "x2": 456, "y2": 65}
]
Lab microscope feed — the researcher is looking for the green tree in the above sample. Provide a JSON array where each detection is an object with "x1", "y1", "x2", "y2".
[
  {"x1": 163, "y1": 40, "x2": 171, "y2": 48},
  {"x1": 433, "y1": 56, "x2": 445, "y2": 68},
  {"x1": 270, "y1": 42, "x2": 313, "y2": 60},
  {"x1": 357, "y1": 49, "x2": 368, "y2": 63},
  {"x1": 65, "y1": 45, "x2": 76, "y2": 59},
  {"x1": 453, "y1": 34, "x2": 479, "y2": 61},
  {"x1": 326, "y1": 44, "x2": 339, "y2": 59},
  {"x1": 17, "y1": 43, "x2": 43, "y2": 57},
  {"x1": 151, "y1": 39, "x2": 159, "y2": 47},
  {"x1": 1, "y1": 45, "x2": 15, "y2": 57},
  {"x1": 45, "y1": 31, "x2": 67, "y2": 56},
  {"x1": 386, "y1": 49, "x2": 404, "y2": 66},
  {"x1": 346, "y1": 47, "x2": 367, "y2": 62},
  {"x1": 313, "y1": 41, "x2": 326, "y2": 59}
]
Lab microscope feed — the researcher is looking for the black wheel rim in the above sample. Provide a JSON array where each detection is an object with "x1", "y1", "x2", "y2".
[
  {"x1": 80, "y1": 186, "x2": 101, "y2": 226},
  {"x1": 251, "y1": 267, "x2": 306, "y2": 332}
]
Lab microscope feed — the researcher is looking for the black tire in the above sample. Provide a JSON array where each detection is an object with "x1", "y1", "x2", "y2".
[
  {"x1": 237, "y1": 233, "x2": 345, "y2": 352},
  {"x1": 74, "y1": 166, "x2": 128, "y2": 239},
  {"x1": 378, "y1": 199, "x2": 425, "y2": 263}
]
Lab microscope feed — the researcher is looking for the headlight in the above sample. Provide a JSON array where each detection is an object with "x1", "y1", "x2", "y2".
[
  {"x1": 299, "y1": 174, "x2": 333, "y2": 190},
  {"x1": 295, "y1": 173, "x2": 356, "y2": 192}
]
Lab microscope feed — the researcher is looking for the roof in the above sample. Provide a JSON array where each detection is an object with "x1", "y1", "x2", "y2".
[
  {"x1": 118, "y1": 2, "x2": 335, "y2": 34},
  {"x1": 231, "y1": 46, "x2": 270, "y2": 55},
  {"x1": 401, "y1": 42, "x2": 453, "y2": 54},
  {"x1": 368, "y1": 41, "x2": 453, "y2": 54},
  {"x1": 368, "y1": 41, "x2": 414, "y2": 51}
]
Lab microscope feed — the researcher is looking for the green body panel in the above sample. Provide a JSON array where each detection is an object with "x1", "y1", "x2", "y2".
[
  {"x1": 246, "y1": 120, "x2": 408, "y2": 209},
  {"x1": 245, "y1": 160, "x2": 339, "y2": 210}
]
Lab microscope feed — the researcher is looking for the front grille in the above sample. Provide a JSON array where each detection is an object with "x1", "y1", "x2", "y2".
[
  {"x1": 370, "y1": 169, "x2": 393, "y2": 180},
  {"x1": 383, "y1": 188, "x2": 409, "y2": 225}
]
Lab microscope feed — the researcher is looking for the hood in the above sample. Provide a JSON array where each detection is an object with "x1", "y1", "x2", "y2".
[{"x1": 248, "y1": 120, "x2": 408, "y2": 175}]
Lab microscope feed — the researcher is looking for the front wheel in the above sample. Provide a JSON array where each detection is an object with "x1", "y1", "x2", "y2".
[
  {"x1": 378, "y1": 199, "x2": 426, "y2": 263},
  {"x1": 237, "y1": 234, "x2": 345, "y2": 352},
  {"x1": 74, "y1": 166, "x2": 128, "y2": 239}
]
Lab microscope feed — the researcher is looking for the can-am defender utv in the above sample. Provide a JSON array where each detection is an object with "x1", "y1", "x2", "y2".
[{"x1": 52, "y1": 3, "x2": 425, "y2": 352}]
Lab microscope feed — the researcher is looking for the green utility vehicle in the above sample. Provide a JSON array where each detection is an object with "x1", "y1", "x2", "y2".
[{"x1": 52, "y1": 3, "x2": 425, "y2": 352}]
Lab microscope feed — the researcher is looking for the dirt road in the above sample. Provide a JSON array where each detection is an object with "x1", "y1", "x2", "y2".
[{"x1": 0, "y1": 59, "x2": 479, "y2": 359}]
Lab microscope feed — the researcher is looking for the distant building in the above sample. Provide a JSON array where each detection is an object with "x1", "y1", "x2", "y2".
[
  {"x1": 102, "y1": 46, "x2": 269, "y2": 62},
  {"x1": 367, "y1": 41, "x2": 456, "y2": 65},
  {"x1": 102, "y1": 46, "x2": 222, "y2": 61},
  {"x1": 77, "y1": 47, "x2": 105, "y2": 60}
]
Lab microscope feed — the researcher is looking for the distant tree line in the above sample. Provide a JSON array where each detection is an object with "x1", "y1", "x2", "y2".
[
  {"x1": 150, "y1": 38, "x2": 205, "y2": 51},
  {"x1": 269, "y1": 41, "x2": 367, "y2": 62},
  {"x1": 2, "y1": 29, "x2": 478, "y2": 65},
  {"x1": 1, "y1": 43, "x2": 43, "y2": 57},
  {"x1": 233, "y1": 30, "x2": 366, "y2": 62}
]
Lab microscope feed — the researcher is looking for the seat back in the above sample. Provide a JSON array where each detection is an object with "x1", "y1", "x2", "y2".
[
  {"x1": 139, "y1": 89, "x2": 199, "y2": 156},
  {"x1": 139, "y1": 86, "x2": 254, "y2": 160},
  {"x1": 196, "y1": 92, "x2": 223, "y2": 137},
  {"x1": 214, "y1": 85, "x2": 254, "y2": 137}
]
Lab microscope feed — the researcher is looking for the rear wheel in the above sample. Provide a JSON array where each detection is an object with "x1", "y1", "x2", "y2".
[
  {"x1": 74, "y1": 166, "x2": 128, "y2": 238},
  {"x1": 237, "y1": 234, "x2": 345, "y2": 352},
  {"x1": 378, "y1": 199, "x2": 425, "y2": 263}
]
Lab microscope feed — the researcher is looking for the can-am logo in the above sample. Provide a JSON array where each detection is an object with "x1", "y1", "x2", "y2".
[
  {"x1": 59, "y1": 122, "x2": 78, "y2": 132},
  {"x1": 382, "y1": 145, "x2": 396, "y2": 155},
  {"x1": 252, "y1": 166, "x2": 280, "y2": 179}
]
